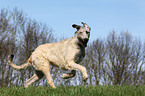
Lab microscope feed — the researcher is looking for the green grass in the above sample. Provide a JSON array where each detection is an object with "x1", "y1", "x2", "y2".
[{"x1": 0, "y1": 86, "x2": 145, "y2": 96}]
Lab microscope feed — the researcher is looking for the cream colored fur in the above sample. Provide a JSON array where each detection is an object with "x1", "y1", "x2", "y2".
[{"x1": 8, "y1": 22, "x2": 91, "y2": 88}]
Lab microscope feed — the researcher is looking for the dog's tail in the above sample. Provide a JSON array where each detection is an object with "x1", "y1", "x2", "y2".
[{"x1": 8, "y1": 54, "x2": 31, "y2": 70}]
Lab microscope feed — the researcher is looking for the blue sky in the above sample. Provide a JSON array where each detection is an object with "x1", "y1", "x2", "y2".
[{"x1": 1, "y1": 0, "x2": 145, "y2": 42}]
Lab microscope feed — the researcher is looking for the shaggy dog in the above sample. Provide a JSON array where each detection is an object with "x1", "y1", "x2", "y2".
[{"x1": 9, "y1": 22, "x2": 91, "y2": 88}]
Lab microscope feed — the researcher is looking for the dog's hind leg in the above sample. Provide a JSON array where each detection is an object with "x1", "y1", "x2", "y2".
[
  {"x1": 40, "y1": 61, "x2": 56, "y2": 89},
  {"x1": 24, "y1": 70, "x2": 44, "y2": 88},
  {"x1": 42, "y1": 67, "x2": 56, "y2": 89}
]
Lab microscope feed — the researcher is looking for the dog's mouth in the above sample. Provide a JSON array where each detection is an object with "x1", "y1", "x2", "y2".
[
  {"x1": 83, "y1": 38, "x2": 89, "y2": 43},
  {"x1": 78, "y1": 38, "x2": 89, "y2": 47}
]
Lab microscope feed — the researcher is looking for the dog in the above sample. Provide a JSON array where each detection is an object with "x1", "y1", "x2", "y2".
[{"x1": 8, "y1": 22, "x2": 91, "y2": 88}]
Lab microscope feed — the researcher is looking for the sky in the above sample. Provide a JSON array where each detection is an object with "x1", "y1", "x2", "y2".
[{"x1": 1, "y1": 0, "x2": 145, "y2": 43}]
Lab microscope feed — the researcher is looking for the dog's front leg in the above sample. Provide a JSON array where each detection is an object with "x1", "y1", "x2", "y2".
[{"x1": 66, "y1": 61, "x2": 88, "y2": 82}]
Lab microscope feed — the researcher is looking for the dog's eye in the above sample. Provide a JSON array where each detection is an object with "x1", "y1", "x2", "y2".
[{"x1": 80, "y1": 32, "x2": 83, "y2": 34}]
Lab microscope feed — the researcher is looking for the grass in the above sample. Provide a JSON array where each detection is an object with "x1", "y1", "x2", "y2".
[{"x1": 0, "y1": 86, "x2": 145, "y2": 96}]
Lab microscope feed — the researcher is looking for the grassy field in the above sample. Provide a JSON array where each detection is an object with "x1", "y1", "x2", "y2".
[{"x1": 0, "y1": 86, "x2": 145, "y2": 96}]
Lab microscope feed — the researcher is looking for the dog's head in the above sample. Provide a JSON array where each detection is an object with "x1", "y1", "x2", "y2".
[{"x1": 72, "y1": 22, "x2": 91, "y2": 47}]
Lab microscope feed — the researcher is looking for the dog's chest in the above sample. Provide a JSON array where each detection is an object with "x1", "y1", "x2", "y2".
[{"x1": 74, "y1": 48, "x2": 85, "y2": 63}]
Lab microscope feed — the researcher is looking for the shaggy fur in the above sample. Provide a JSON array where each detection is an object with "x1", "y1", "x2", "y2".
[{"x1": 8, "y1": 22, "x2": 91, "y2": 88}]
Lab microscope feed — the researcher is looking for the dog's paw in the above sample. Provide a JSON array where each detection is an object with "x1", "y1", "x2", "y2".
[
  {"x1": 52, "y1": 86, "x2": 57, "y2": 89},
  {"x1": 83, "y1": 76, "x2": 88, "y2": 82},
  {"x1": 24, "y1": 83, "x2": 29, "y2": 88}
]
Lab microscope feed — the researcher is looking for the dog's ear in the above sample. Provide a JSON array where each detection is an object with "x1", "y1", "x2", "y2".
[
  {"x1": 81, "y1": 22, "x2": 91, "y2": 31},
  {"x1": 81, "y1": 22, "x2": 87, "y2": 27},
  {"x1": 72, "y1": 24, "x2": 81, "y2": 30}
]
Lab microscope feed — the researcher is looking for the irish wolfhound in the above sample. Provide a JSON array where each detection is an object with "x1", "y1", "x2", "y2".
[{"x1": 8, "y1": 22, "x2": 91, "y2": 88}]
